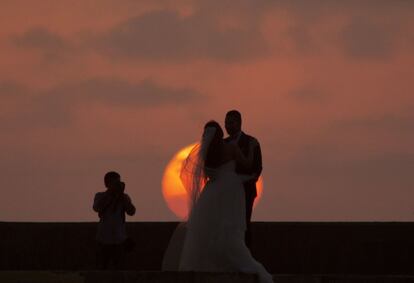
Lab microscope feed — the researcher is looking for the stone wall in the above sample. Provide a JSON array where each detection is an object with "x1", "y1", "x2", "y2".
[
  {"x1": 1, "y1": 222, "x2": 413, "y2": 274},
  {"x1": 1, "y1": 272, "x2": 414, "y2": 283}
]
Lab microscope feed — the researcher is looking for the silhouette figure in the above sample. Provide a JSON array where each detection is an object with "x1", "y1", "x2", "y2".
[
  {"x1": 93, "y1": 171, "x2": 136, "y2": 269},
  {"x1": 224, "y1": 110, "x2": 262, "y2": 249},
  {"x1": 163, "y1": 121, "x2": 272, "y2": 283}
]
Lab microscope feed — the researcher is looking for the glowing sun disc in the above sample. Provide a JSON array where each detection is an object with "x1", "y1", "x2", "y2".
[{"x1": 162, "y1": 143, "x2": 263, "y2": 219}]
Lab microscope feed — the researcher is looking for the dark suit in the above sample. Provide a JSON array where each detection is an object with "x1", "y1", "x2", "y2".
[{"x1": 225, "y1": 132, "x2": 262, "y2": 249}]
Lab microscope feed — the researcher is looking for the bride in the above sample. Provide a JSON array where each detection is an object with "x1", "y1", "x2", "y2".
[{"x1": 163, "y1": 121, "x2": 273, "y2": 283}]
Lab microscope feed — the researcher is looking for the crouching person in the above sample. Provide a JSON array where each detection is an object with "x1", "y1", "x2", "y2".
[{"x1": 93, "y1": 171, "x2": 136, "y2": 270}]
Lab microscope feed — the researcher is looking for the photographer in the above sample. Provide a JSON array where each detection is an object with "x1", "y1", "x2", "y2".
[{"x1": 93, "y1": 171, "x2": 136, "y2": 269}]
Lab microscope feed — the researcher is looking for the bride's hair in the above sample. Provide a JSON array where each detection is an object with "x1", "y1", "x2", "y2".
[{"x1": 204, "y1": 120, "x2": 224, "y2": 168}]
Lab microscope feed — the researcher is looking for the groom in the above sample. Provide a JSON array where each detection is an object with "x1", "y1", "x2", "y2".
[{"x1": 224, "y1": 110, "x2": 262, "y2": 250}]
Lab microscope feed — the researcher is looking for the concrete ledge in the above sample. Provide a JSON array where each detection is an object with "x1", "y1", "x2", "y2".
[
  {"x1": 1, "y1": 272, "x2": 414, "y2": 283},
  {"x1": 2, "y1": 222, "x2": 414, "y2": 274},
  {"x1": 276, "y1": 275, "x2": 414, "y2": 283},
  {"x1": 0, "y1": 271, "x2": 84, "y2": 283},
  {"x1": 0, "y1": 271, "x2": 257, "y2": 283}
]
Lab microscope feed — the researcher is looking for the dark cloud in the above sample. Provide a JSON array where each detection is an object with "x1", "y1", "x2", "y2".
[
  {"x1": 13, "y1": 28, "x2": 66, "y2": 49},
  {"x1": 10, "y1": 2, "x2": 412, "y2": 64},
  {"x1": 285, "y1": 25, "x2": 318, "y2": 54},
  {"x1": 332, "y1": 114, "x2": 414, "y2": 134},
  {"x1": 273, "y1": 0, "x2": 414, "y2": 24},
  {"x1": 195, "y1": 0, "x2": 273, "y2": 21},
  {"x1": 91, "y1": 9, "x2": 268, "y2": 62},
  {"x1": 288, "y1": 87, "x2": 328, "y2": 102},
  {"x1": 12, "y1": 28, "x2": 72, "y2": 61},
  {"x1": 0, "y1": 81, "x2": 27, "y2": 97},
  {"x1": 49, "y1": 78, "x2": 200, "y2": 107},
  {"x1": 339, "y1": 17, "x2": 397, "y2": 60},
  {"x1": 0, "y1": 78, "x2": 202, "y2": 129},
  {"x1": 265, "y1": 1, "x2": 413, "y2": 59}
]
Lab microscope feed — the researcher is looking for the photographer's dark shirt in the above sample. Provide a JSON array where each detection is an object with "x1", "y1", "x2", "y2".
[{"x1": 94, "y1": 192, "x2": 132, "y2": 244}]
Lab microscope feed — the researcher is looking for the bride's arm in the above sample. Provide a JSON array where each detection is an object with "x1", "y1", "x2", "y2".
[
  {"x1": 232, "y1": 138, "x2": 260, "y2": 169},
  {"x1": 231, "y1": 142, "x2": 255, "y2": 170}
]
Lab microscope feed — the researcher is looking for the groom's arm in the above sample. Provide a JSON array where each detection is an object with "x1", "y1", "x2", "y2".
[
  {"x1": 251, "y1": 139, "x2": 262, "y2": 181},
  {"x1": 234, "y1": 137, "x2": 261, "y2": 173},
  {"x1": 233, "y1": 144, "x2": 252, "y2": 170}
]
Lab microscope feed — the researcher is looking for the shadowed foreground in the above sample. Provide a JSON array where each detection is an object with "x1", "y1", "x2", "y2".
[
  {"x1": 0, "y1": 271, "x2": 256, "y2": 283},
  {"x1": 1, "y1": 271, "x2": 414, "y2": 283},
  {"x1": 1, "y1": 222, "x2": 414, "y2": 282}
]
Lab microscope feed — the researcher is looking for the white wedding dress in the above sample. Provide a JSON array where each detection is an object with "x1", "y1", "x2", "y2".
[{"x1": 163, "y1": 160, "x2": 274, "y2": 283}]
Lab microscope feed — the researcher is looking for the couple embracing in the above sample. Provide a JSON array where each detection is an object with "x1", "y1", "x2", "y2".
[{"x1": 163, "y1": 110, "x2": 273, "y2": 283}]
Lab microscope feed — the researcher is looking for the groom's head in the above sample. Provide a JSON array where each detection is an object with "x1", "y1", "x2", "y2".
[{"x1": 225, "y1": 110, "x2": 242, "y2": 136}]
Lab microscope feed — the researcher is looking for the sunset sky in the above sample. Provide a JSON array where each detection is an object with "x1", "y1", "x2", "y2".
[{"x1": 1, "y1": 0, "x2": 413, "y2": 221}]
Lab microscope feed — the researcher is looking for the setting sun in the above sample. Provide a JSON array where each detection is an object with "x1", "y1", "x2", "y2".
[{"x1": 162, "y1": 143, "x2": 263, "y2": 219}]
